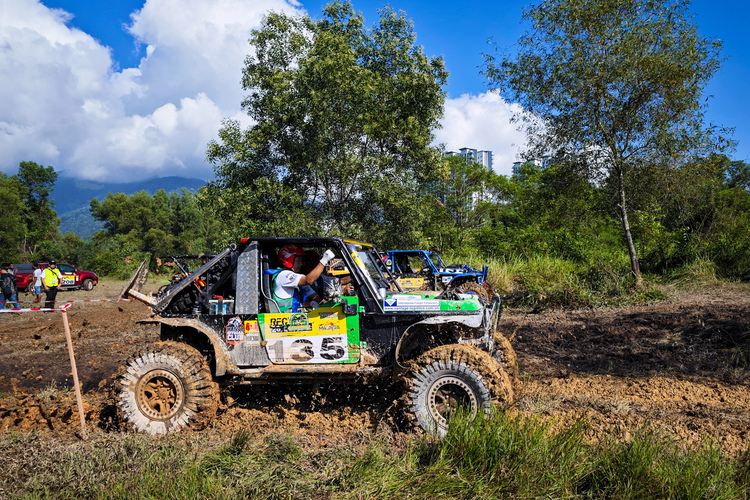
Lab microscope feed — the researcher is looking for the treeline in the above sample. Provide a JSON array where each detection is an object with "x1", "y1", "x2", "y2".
[
  {"x1": 474, "y1": 154, "x2": 750, "y2": 294},
  {"x1": 425, "y1": 153, "x2": 750, "y2": 284},
  {"x1": 0, "y1": 161, "x2": 219, "y2": 278},
  {"x1": 2, "y1": 152, "x2": 749, "y2": 287},
  {"x1": 86, "y1": 188, "x2": 222, "y2": 277}
]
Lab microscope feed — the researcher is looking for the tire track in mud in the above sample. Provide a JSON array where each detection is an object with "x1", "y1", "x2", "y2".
[{"x1": 504, "y1": 285, "x2": 750, "y2": 454}]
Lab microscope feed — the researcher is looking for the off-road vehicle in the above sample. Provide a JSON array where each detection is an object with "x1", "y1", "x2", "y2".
[
  {"x1": 117, "y1": 237, "x2": 516, "y2": 436},
  {"x1": 384, "y1": 249, "x2": 491, "y2": 300}
]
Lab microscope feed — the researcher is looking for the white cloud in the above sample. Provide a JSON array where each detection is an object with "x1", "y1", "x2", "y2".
[
  {"x1": 1, "y1": 1, "x2": 526, "y2": 183},
  {"x1": 436, "y1": 92, "x2": 527, "y2": 177},
  {"x1": 0, "y1": 0, "x2": 303, "y2": 182}
]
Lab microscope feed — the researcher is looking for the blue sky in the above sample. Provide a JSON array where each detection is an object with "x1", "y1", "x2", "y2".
[{"x1": 2, "y1": 0, "x2": 747, "y2": 181}]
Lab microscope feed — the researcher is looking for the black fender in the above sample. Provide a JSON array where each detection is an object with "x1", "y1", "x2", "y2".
[
  {"x1": 394, "y1": 294, "x2": 502, "y2": 366},
  {"x1": 137, "y1": 316, "x2": 237, "y2": 377}
]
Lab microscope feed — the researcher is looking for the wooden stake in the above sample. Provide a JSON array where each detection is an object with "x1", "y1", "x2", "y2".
[{"x1": 61, "y1": 309, "x2": 88, "y2": 440}]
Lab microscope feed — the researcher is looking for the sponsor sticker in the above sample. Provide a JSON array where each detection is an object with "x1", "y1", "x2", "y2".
[
  {"x1": 383, "y1": 297, "x2": 440, "y2": 311},
  {"x1": 397, "y1": 277, "x2": 424, "y2": 288},
  {"x1": 260, "y1": 306, "x2": 353, "y2": 363},
  {"x1": 243, "y1": 320, "x2": 260, "y2": 345},
  {"x1": 266, "y1": 334, "x2": 348, "y2": 363},
  {"x1": 262, "y1": 308, "x2": 348, "y2": 338},
  {"x1": 226, "y1": 316, "x2": 245, "y2": 345},
  {"x1": 267, "y1": 313, "x2": 313, "y2": 334},
  {"x1": 288, "y1": 312, "x2": 312, "y2": 332},
  {"x1": 319, "y1": 322, "x2": 342, "y2": 331}
]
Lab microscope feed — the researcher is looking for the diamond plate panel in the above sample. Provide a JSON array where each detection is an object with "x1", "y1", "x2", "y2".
[{"x1": 235, "y1": 242, "x2": 259, "y2": 315}]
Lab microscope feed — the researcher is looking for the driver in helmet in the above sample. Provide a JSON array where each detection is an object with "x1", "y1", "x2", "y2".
[{"x1": 269, "y1": 244, "x2": 335, "y2": 313}]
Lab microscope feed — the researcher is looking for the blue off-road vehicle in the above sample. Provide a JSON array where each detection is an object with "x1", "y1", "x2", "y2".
[{"x1": 383, "y1": 250, "x2": 491, "y2": 301}]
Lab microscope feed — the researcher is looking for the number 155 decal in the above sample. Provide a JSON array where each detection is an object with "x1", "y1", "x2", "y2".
[{"x1": 266, "y1": 334, "x2": 348, "y2": 364}]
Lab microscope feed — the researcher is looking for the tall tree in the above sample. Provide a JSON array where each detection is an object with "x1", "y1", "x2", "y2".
[
  {"x1": 206, "y1": 1, "x2": 448, "y2": 244},
  {"x1": 483, "y1": 0, "x2": 724, "y2": 285},
  {"x1": 0, "y1": 174, "x2": 26, "y2": 262},
  {"x1": 640, "y1": 154, "x2": 750, "y2": 277},
  {"x1": 89, "y1": 189, "x2": 217, "y2": 270},
  {"x1": 16, "y1": 161, "x2": 60, "y2": 257}
]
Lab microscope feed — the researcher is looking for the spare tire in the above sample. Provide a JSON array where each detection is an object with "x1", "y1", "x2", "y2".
[
  {"x1": 456, "y1": 281, "x2": 489, "y2": 301},
  {"x1": 163, "y1": 286, "x2": 200, "y2": 315}
]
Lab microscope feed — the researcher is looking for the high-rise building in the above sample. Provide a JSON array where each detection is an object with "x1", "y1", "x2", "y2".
[
  {"x1": 512, "y1": 156, "x2": 552, "y2": 176},
  {"x1": 442, "y1": 147, "x2": 495, "y2": 206},
  {"x1": 444, "y1": 147, "x2": 493, "y2": 171}
]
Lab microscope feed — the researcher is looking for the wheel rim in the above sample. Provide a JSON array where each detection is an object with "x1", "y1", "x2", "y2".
[
  {"x1": 426, "y1": 375, "x2": 478, "y2": 429},
  {"x1": 135, "y1": 369, "x2": 185, "y2": 421}
]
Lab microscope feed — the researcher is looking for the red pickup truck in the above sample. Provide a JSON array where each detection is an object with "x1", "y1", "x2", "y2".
[{"x1": 14, "y1": 263, "x2": 98, "y2": 293}]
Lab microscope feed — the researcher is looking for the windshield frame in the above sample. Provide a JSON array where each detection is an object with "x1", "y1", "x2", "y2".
[
  {"x1": 342, "y1": 239, "x2": 387, "y2": 298},
  {"x1": 429, "y1": 252, "x2": 448, "y2": 269}
]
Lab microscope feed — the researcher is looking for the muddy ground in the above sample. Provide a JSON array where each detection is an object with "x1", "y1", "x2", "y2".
[{"x1": 0, "y1": 279, "x2": 748, "y2": 454}]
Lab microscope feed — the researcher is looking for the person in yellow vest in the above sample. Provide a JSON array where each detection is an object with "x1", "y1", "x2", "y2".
[{"x1": 42, "y1": 261, "x2": 63, "y2": 309}]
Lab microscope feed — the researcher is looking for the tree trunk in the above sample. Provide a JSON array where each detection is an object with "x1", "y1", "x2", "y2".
[{"x1": 617, "y1": 170, "x2": 642, "y2": 287}]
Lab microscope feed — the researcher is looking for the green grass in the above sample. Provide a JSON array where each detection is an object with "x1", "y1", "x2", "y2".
[
  {"x1": 440, "y1": 251, "x2": 713, "y2": 310},
  {"x1": 36, "y1": 381, "x2": 72, "y2": 403},
  {"x1": 2, "y1": 413, "x2": 748, "y2": 499},
  {"x1": 443, "y1": 252, "x2": 634, "y2": 309},
  {"x1": 664, "y1": 257, "x2": 721, "y2": 288}
]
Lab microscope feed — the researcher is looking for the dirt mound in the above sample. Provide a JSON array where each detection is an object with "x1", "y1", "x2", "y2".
[
  {"x1": 0, "y1": 391, "x2": 110, "y2": 434},
  {"x1": 1, "y1": 280, "x2": 748, "y2": 454}
]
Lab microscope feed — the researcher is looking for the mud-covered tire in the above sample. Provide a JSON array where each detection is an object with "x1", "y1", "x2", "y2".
[
  {"x1": 493, "y1": 332, "x2": 518, "y2": 388},
  {"x1": 82, "y1": 279, "x2": 94, "y2": 291},
  {"x1": 456, "y1": 281, "x2": 489, "y2": 301},
  {"x1": 164, "y1": 287, "x2": 199, "y2": 315},
  {"x1": 406, "y1": 344, "x2": 513, "y2": 437},
  {"x1": 116, "y1": 341, "x2": 219, "y2": 435},
  {"x1": 26, "y1": 283, "x2": 34, "y2": 294}
]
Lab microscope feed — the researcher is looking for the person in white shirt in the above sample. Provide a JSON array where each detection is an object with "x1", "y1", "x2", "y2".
[
  {"x1": 269, "y1": 244, "x2": 335, "y2": 313},
  {"x1": 32, "y1": 263, "x2": 43, "y2": 302}
]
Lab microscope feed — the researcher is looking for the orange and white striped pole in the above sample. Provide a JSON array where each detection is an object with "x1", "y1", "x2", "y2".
[{"x1": 60, "y1": 305, "x2": 88, "y2": 440}]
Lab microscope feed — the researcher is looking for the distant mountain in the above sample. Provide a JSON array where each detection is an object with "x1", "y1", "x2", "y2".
[
  {"x1": 59, "y1": 207, "x2": 106, "y2": 238},
  {"x1": 53, "y1": 175, "x2": 209, "y2": 239}
]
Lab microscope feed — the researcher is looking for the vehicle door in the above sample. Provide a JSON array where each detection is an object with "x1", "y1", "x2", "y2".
[
  {"x1": 253, "y1": 242, "x2": 361, "y2": 365},
  {"x1": 57, "y1": 264, "x2": 78, "y2": 287},
  {"x1": 257, "y1": 297, "x2": 360, "y2": 364}
]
